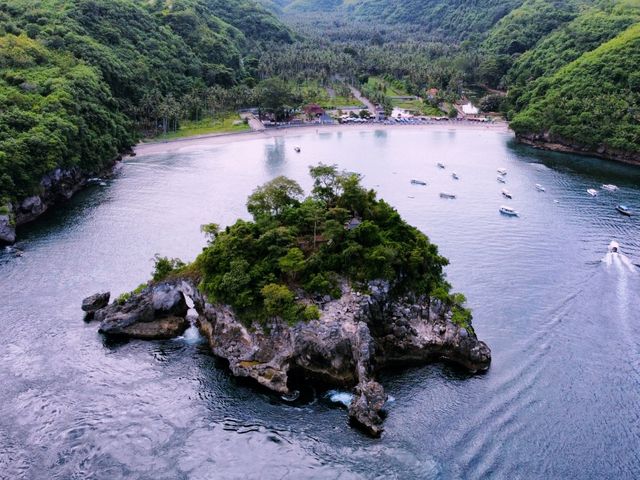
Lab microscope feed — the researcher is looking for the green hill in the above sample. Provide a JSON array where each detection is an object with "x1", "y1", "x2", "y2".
[
  {"x1": 0, "y1": 0, "x2": 291, "y2": 204},
  {"x1": 510, "y1": 22, "x2": 640, "y2": 158}
]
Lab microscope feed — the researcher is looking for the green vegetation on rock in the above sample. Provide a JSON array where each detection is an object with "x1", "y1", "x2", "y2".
[{"x1": 194, "y1": 165, "x2": 468, "y2": 325}]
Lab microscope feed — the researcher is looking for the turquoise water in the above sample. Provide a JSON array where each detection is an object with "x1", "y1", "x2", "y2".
[{"x1": 1, "y1": 128, "x2": 639, "y2": 479}]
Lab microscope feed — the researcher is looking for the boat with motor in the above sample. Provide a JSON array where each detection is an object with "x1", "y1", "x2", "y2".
[
  {"x1": 439, "y1": 192, "x2": 456, "y2": 199},
  {"x1": 535, "y1": 184, "x2": 545, "y2": 192},
  {"x1": 452, "y1": 172, "x2": 459, "y2": 180},
  {"x1": 497, "y1": 176, "x2": 506, "y2": 184},
  {"x1": 410, "y1": 179, "x2": 427, "y2": 186},
  {"x1": 587, "y1": 189, "x2": 598, "y2": 197},
  {"x1": 616, "y1": 205, "x2": 632, "y2": 216},
  {"x1": 497, "y1": 168, "x2": 507, "y2": 176},
  {"x1": 502, "y1": 188, "x2": 513, "y2": 199},
  {"x1": 608, "y1": 241, "x2": 620, "y2": 253},
  {"x1": 437, "y1": 162, "x2": 445, "y2": 169},
  {"x1": 499, "y1": 205, "x2": 518, "y2": 216},
  {"x1": 602, "y1": 184, "x2": 618, "y2": 192}
]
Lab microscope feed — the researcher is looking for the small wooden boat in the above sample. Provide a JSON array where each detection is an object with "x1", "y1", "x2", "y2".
[
  {"x1": 452, "y1": 172, "x2": 459, "y2": 180},
  {"x1": 439, "y1": 192, "x2": 456, "y2": 199},
  {"x1": 497, "y1": 176, "x2": 506, "y2": 184},
  {"x1": 535, "y1": 184, "x2": 545, "y2": 192},
  {"x1": 587, "y1": 189, "x2": 598, "y2": 197},
  {"x1": 616, "y1": 205, "x2": 632, "y2": 216},
  {"x1": 437, "y1": 162, "x2": 445, "y2": 169},
  {"x1": 497, "y1": 168, "x2": 507, "y2": 176},
  {"x1": 500, "y1": 205, "x2": 518, "y2": 216},
  {"x1": 410, "y1": 179, "x2": 427, "y2": 186},
  {"x1": 502, "y1": 188, "x2": 513, "y2": 199}
]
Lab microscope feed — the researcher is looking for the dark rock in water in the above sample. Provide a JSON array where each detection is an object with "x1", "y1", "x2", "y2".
[
  {"x1": 88, "y1": 280, "x2": 195, "y2": 339},
  {"x1": 349, "y1": 380, "x2": 386, "y2": 437},
  {"x1": 81, "y1": 292, "x2": 110, "y2": 315},
  {"x1": 0, "y1": 214, "x2": 15, "y2": 245},
  {"x1": 85, "y1": 278, "x2": 491, "y2": 436}
]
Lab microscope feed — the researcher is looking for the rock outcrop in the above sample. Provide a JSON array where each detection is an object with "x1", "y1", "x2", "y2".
[
  {"x1": 84, "y1": 280, "x2": 198, "y2": 339},
  {"x1": 0, "y1": 204, "x2": 15, "y2": 244},
  {"x1": 1, "y1": 156, "x2": 126, "y2": 245},
  {"x1": 83, "y1": 278, "x2": 491, "y2": 436},
  {"x1": 81, "y1": 291, "x2": 111, "y2": 320},
  {"x1": 516, "y1": 132, "x2": 640, "y2": 166}
]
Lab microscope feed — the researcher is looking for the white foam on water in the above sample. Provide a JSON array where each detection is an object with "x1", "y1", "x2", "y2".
[
  {"x1": 177, "y1": 323, "x2": 202, "y2": 344},
  {"x1": 325, "y1": 390, "x2": 353, "y2": 407}
]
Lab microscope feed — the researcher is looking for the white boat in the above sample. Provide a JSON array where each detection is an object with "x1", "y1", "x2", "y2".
[
  {"x1": 497, "y1": 168, "x2": 507, "y2": 176},
  {"x1": 499, "y1": 205, "x2": 518, "y2": 216},
  {"x1": 535, "y1": 184, "x2": 545, "y2": 192},
  {"x1": 602, "y1": 184, "x2": 618, "y2": 192},
  {"x1": 608, "y1": 240, "x2": 620, "y2": 253},
  {"x1": 497, "y1": 176, "x2": 506, "y2": 184},
  {"x1": 616, "y1": 204, "x2": 632, "y2": 216},
  {"x1": 452, "y1": 172, "x2": 459, "y2": 180},
  {"x1": 587, "y1": 189, "x2": 598, "y2": 197},
  {"x1": 410, "y1": 179, "x2": 427, "y2": 186},
  {"x1": 437, "y1": 162, "x2": 445, "y2": 169},
  {"x1": 501, "y1": 188, "x2": 512, "y2": 199},
  {"x1": 439, "y1": 192, "x2": 456, "y2": 199}
]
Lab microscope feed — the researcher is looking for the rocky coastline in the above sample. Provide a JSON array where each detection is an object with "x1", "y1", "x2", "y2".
[
  {"x1": 516, "y1": 132, "x2": 640, "y2": 166},
  {"x1": 0, "y1": 153, "x2": 129, "y2": 245},
  {"x1": 83, "y1": 278, "x2": 491, "y2": 437}
]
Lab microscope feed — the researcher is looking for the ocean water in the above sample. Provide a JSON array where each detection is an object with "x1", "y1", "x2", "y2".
[{"x1": 1, "y1": 127, "x2": 639, "y2": 479}]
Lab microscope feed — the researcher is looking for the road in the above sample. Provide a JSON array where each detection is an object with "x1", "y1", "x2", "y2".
[{"x1": 349, "y1": 86, "x2": 378, "y2": 118}]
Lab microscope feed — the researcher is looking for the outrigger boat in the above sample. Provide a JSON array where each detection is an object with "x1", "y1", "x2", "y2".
[
  {"x1": 410, "y1": 179, "x2": 427, "y2": 186},
  {"x1": 439, "y1": 192, "x2": 456, "y2": 199},
  {"x1": 497, "y1": 176, "x2": 506, "y2": 184},
  {"x1": 497, "y1": 168, "x2": 507, "y2": 176},
  {"x1": 452, "y1": 172, "x2": 459, "y2": 180},
  {"x1": 499, "y1": 205, "x2": 518, "y2": 216},
  {"x1": 437, "y1": 162, "x2": 446, "y2": 169},
  {"x1": 616, "y1": 205, "x2": 632, "y2": 216},
  {"x1": 535, "y1": 184, "x2": 545, "y2": 192},
  {"x1": 501, "y1": 188, "x2": 513, "y2": 199}
]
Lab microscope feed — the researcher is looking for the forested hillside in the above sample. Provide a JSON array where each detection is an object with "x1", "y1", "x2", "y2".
[{"x1": 0, "y1": 0, "x2": 291, "y2": 204}]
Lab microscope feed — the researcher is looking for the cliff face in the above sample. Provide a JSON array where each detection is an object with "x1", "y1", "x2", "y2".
[
  {"x1": 516, "y1": 132, "x2": 640, "y2": 166},
  {"x1": 84, "y1": 278, "x2": 491, "y2": 436},
  {"x1": 0, "y1": 158, "x2": 123, "y2": 245}
]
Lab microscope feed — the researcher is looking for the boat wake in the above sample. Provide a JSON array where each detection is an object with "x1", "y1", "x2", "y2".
[{"x1": 601, "y1": 251, "x2": 638, "y2": 273}]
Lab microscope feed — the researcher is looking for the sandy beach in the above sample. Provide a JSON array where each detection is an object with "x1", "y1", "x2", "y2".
[{"x1": 134, "y1": 121, "x2": 513, "y2": 156}]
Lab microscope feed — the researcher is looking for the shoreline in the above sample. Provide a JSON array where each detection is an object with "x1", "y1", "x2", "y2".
[{"x1": 134, "y1": 121, "x2": 513, "y2": 156}]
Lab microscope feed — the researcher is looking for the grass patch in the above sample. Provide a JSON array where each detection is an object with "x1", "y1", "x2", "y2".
[{"x1": 152, "y1": 114, "x2": 249, "y2": 141}]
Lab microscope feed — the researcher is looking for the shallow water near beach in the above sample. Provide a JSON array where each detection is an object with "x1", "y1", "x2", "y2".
[{"x1": 1, "y1": 127, "x2": 640, "y2": 479}]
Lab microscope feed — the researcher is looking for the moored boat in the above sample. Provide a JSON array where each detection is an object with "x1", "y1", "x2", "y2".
[
  {"x1": 499, "y1": 205, "x2": 518, "y2": 216},
  {"x1": 452, "y1": 172, "x2": 459, "y2": 180},
  {"x1": 602, "y1": 184, "x2": 618, "y2": 192},
  {"x1": 410, "y1": 179, "x2": 427, "y2": 186},
  {"x1": 497, "y1": 176, "x2": 506, "y2": 184},
  {"x1": 497, "y1": 168, "x2": 507, "y2": 176},
  {"x1": 587, "y1": 189, "x2": 598, "y2": 197},
  {"x1": 501, "y1": 188, "x2": 512, "y2": 199},
  {"x1": 616, "y1": 205, "x2": 632, "y2": 216},
  {"x1": 439, "y1": 192, "x2": 456, "y2": 199},
  {"x1": 535, "y1": 184, "x2": 545, "y2": 192},
  {"x1": 437, "y1": 162, "x2": 445, "y2": 169}
]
